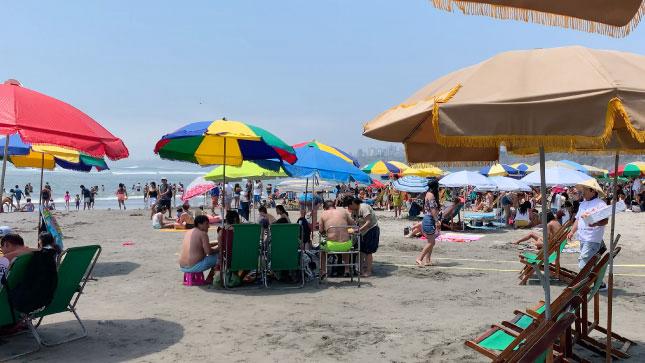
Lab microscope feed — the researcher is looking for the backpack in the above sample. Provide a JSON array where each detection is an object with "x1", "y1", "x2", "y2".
[{"x1": 5, "y1": 250, "x2": 58, "y2": 315}]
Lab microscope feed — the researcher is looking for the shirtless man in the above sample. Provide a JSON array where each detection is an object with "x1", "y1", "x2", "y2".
[
  {"x1": 319, "y1": 200, "x2": 355, "y2": 277},
  {"x1": 178, "y1": 215, "x2": 219, "y2": 283},
  {"x1": 513, "y1": 212, "x2": 561, "y2": 249}
]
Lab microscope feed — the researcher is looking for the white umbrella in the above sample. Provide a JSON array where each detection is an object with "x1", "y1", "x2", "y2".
[
  {"x1": 485, "y1": 176, "x2": 532, "y2": 192},
  {"x1": 439, "y1": 170, "x2": 496, "y2": 189},
  {"x1": 276, "y1": 178, "x2": 336, "y2": 192},
  {"x1": 520, "y1": 167, "x2": 591, "y2": 187}
]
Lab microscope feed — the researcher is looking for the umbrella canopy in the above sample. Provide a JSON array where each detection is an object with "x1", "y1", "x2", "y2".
[
  {"x1": 284, "y1": 145, "x2": 371, "y2": 184},
  {"x1": 276, "y1": 178, "x2": 337, "y2": 193},
  {"x1": 582, "y1": 164, "x2": 609, "y2": 177},
  {"x1": 0, "y1": 134, "x2": 108, "y2": 171},
  {"x1": 388, "y1": 161, "x2": 409, "y2": 171},
  {"x1": 204, "y1": 160, "x2": 289, "y2": 182},
  {"x1": 520, "y1": 167, "x2": 591, "y2": 187},
  {"x1": 392, "y1": 176, "x2": 429, "y2": 193},
  {"x1": 292, "y1": 140, "x2": 360, "y2": 167},
  {"x1": 439, "y1": 170, "x2": 496, "y2": 189},
  {"x1": 402, "y1": 166, "x2": 444, "y2": 177},
  {"x1": 430, "y1": 0, "x2": 645, "y2": 37},
  {"x1": 510, "y1": 163, "x2": 530, "y2": 174},
  {"x1": 182, "y1": 176, "x2": 216, "y2": 202},
  {"x1": 479, "y1": 163, "x2": 520, "y2": 177},
  {"x1": 361, "y1": 160, "x2": 406, "y2": 175},
  {"x1": 610, "y1": 161, "x2": 645, "y2": 177},
  {"x1": 559, "y1": 160, "x2": 588, "y2": 173},
  {"x1": 154, "y1": 119, "x2": 297, "y2": 166},
  {"x1": 0, "y1": 79, "x2": 129, "y2": 160},
  {"x1": 369, "y1": 178, "x2": 385, "y2": 189},
  {"x1": 363, "y1": 46, "x2": 645, "y2": 156},
  {"x1": 485, "y1": 176, "x2": 532, "y2": 192}
]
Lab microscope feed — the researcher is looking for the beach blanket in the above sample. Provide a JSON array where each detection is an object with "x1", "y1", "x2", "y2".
[{"x1": 435, "y1": 232, "x2": 485, "y2": 243}]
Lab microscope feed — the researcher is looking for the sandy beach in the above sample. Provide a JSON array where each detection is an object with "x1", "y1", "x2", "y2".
[{"x1": 0, "y1": 208, "x2": 643, "y2": 362}]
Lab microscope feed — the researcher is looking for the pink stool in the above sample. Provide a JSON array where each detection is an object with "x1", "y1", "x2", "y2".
[{"x1": 183, "y1": 272, "x2": 206, "y2": 286}]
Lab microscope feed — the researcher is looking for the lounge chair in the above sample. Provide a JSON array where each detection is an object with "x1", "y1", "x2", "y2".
[
  {"x1": 220, "y1": 224, "x2": 262, "y2": 288},
  {"x1": 441, "y1": 202, "x2": 464, "y2": 231},
  {"x1": 265, "y1": 224, "x2": 304, "y2": 288},
  {"x1": 517, "y1": 220, "x2": 573, "y2": 285},
  {"x1": 0, "y1": 253, "x2": 37, "y2": 361},
  {"x1": 465, "y1": 277, "x2": 589, "y2": 362},
  {"x1": 318, "y1": 225, "x2": 361, "y2": 287},
  {"x1": 574, "y1": 245, "x2": 634, "y2": 359},
  {"x1": 29, "y1": 245, "x2": 101, "y2": 346}
]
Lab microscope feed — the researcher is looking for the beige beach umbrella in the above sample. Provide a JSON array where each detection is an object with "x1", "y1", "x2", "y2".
[
  {"x1": 430, "y1": 0, "x2": 645, "y2": 37},
  {"x1": 364, "y1": 46, "x2": 644, "y2": 360},
  {"x1": 583, "y1": 164, "x2": 610, "y2": 177}
]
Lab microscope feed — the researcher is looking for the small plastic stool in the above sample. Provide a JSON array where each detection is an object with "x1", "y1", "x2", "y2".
[{"x1": 183, "y1": 272, "x2": 206, "y2": 286}]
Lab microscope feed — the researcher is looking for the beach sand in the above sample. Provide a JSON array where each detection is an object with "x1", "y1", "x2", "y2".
[{"x1": 2, "y1": 208, "x2": 644, "y2": 362}]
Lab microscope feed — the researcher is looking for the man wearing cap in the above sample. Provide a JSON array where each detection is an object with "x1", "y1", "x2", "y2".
[
  {"x1": 159, "y1": 178, "x2": 173, "y2": 218},
  {"x1": 567, "y1": 179, "x2": 609, "y2": 272}
]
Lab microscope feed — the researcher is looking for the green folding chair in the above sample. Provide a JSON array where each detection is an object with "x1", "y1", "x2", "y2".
[
  {"x1": 222, "y1": 224, "x2": 262, "y2": 288},
  {"x1": 266, "y1": 224, "x2": 304, "y2": 288},
  {"x1": 0, "y1": 253, "x2": 38, "y2": 361},
  {"x1": 28, "y1": 245, "x2": 101, "y2": 347}
]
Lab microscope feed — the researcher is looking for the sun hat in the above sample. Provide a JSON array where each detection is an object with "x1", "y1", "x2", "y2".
[{"x1": 576, "y1": 178, "x2": 606, "y2": 198}]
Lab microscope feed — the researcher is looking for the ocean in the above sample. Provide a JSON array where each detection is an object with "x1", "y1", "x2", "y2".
[{"x1": 1, "y1": 160, "x2": 208, "y2": 210}]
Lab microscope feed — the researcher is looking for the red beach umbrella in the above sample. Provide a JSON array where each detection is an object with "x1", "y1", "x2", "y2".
[{"x1": 0, "y1": 79, "x2": 129, "y2": 160}]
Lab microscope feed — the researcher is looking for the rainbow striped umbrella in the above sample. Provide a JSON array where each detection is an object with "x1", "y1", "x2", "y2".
[
  {"x1": 361, "y1": 160, "x2": 407, "y2": 175},
  {"x1": 292, "y1": 140, "x2": 360, "y2": 167},
  {"x1": 154, "y1": 119, "x2": 297, "y2": 166}
]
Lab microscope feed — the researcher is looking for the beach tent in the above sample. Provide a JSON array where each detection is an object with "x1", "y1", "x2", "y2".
[
  {"x1": 429, "y1": 0, "x2": 645, "y2": 37},
  {"x1": 392, "y1": 176, "x2": 429, "y2": 193}
]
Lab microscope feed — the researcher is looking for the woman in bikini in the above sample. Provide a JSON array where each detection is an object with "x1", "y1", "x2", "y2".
[{"x1": 416, "y1": 180, "x2": 441, "y2": 266}]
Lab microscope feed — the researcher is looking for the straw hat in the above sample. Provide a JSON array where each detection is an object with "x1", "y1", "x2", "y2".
[{"x1": 576, "y1": 178, "x2": 606, "y2": 198}]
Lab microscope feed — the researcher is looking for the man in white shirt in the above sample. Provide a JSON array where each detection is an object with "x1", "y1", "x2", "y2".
[
  {"x1": 224, "y1": 183, "x2": 233, "y2": 211},
  {"x1": 632, "y1": 177, "x2": 642, "y2": 205},
  {"x1": 568, "y1": 180, "x2": 608, "y2": 271},
  {"x1": 253, "y1": 180, "x2": 263, "y2": 207}
]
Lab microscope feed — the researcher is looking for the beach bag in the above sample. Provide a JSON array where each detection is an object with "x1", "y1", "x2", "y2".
[{"x1": 4, "y1": 250, "x2": 58, "y2": 316}]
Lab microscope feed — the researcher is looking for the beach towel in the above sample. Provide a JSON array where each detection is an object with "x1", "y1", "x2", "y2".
[
  {"x1": 41, "y1": 206, "x2": 64, "y2": 250},
  {"x1": 436, "y1": 232, "x2": 485, "y2": 243}
]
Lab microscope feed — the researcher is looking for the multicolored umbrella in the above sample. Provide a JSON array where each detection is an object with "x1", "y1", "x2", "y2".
[
  {"x1": 285, "y1": 145, "x2": 371, "y2": 184},
  {"x1": 361, "y1": 160, "x2": 407, "y2": 175},
  {"x1": 204, "y1": 160, "x2": 289, "y2": 182},
  {"x1": 0, "y1": 134, "x2": 108, "y2": 171},
  {"x1": 511, "y1": 163, "x2": 530, "y2": 173},
  {"x1": 559, "y1": 160, "x2": 588, "y2": 173},
  {"x1": 610, "y1": 162, "x2": 645, "y2": 177},
  {"x1": 181, "y1": 176, "x2": 216, "y2": 202},
  {"x1": 292, "y1": 140, "x2": 360, "y2": 167},
  {"x1": 154, "y1": 119, "x2": 297, "y2": 166},
  {"x1": 478, "y1": 163, "x2": 519, "y2": 177}
]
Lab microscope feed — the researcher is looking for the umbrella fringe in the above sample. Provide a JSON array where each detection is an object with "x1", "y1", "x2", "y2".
[
  {"x1": 430, "y1": 0, "x2": 645, "y2": 38},
  {"x1": 431, "y1": 96, "x2": 645, "y2": 151}
]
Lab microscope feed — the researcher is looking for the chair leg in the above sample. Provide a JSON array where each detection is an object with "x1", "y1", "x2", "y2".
[
  {"x1": 0, "y1": 320, "x2": 41, "y2": 362},
  {"x1": 35, "y1": 307, "x2": 89, "y2": 347}
]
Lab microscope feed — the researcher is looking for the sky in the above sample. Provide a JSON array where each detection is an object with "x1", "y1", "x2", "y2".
[{"x1": 2, "y1": 1, "x2": 645, "y2": 161}]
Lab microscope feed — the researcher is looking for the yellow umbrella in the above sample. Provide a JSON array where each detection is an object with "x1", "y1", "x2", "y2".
[
  {"x1": 402, "y1": 166, "x2": 443, "y2": 177},
  {"x1": 388, "y1": 161, "x2": 409, "y2": 171},
  {"x1": 430, "y1": 0, "x2": 645, "y2": 37}
]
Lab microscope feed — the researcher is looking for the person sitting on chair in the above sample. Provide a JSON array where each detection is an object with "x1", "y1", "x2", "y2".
[
  {"x1": 513, "y1": 212, "x2": 561, "y2": 249},
  {"x1": 178, "y1": 215, "x2": 219, "y2": 284},
  {"x1": 441, "y1": 197, "x2": 464, "y2": 230},
  {"x1": 0, "y1": 234, "x2": 31, "y2": 281},
  {"x1": 319, "y1": 200, "x2": 355, "y2": 278}
]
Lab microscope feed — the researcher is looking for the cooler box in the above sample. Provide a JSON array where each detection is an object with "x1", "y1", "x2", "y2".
[{"x1": 582, "y1": 205, "x2": 612, "y2": 225}]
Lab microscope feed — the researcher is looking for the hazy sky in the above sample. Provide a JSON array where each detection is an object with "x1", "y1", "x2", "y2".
[{"x1": 2, "y1": 1, "x2": 645, "y2": 160}]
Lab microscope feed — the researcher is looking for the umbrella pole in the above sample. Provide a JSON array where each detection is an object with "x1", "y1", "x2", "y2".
[
  {"x1": 0, "y1": 136, "x2": 9, "y2": 213},
  {"x1": 539, "y1": 147, "x2": 552, "y2": 320},
  {"x1": 222, "y1": 138, "x2": 227, "y2": 223},
  {"x1": 38, "y1": 153, "x2": 44, "y2": 230},
  {"x1": 606, "y1": 151, "x2": 620, "y2": 363}
]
